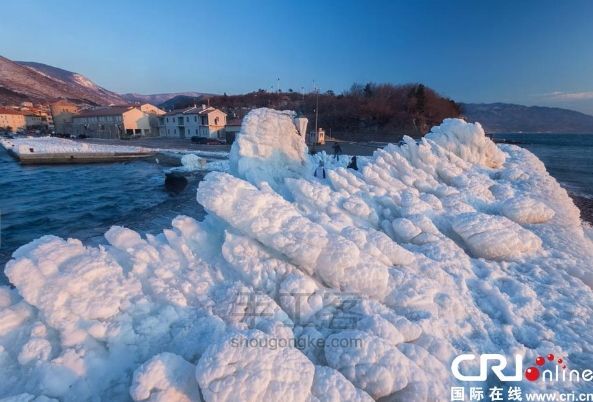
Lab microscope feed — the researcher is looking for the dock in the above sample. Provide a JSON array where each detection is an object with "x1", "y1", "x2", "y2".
[
  {"x1": 11, "y1": 150, "x2": 156, "y2": 165},
  {"x1": 1, "y1": 137, "x2": 157, "y2": 165}
]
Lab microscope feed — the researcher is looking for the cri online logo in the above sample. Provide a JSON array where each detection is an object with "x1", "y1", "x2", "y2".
[
  {"x1": 524, "y1": 354, "x2": 565, "y2": 381},
  {"x1": 451, "y1": 353, "x2": 591, "y2": 383}
]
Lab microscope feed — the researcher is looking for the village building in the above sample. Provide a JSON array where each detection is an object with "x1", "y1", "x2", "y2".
[
  {"x1": 71, "y1": 104, "x2": 165, "y2": 139},
  {"x1": 159, "y1": 105, "x2": 227, "y2": 139},
  {"x1": 224, "y1": 118, "x2": 242, "y2": 143},
  {"x1": 138, "y1": 103, "x2": 166, "y2": 116},
  {"x1": 50, "y1": 100, "x2": 79, "y2": 135},
  {"x1": 0, "y1": 108, "x2": 26, "y2": 132},
  {"x1": 24, "y1": 114, "x2": 44, "y2": 128}
]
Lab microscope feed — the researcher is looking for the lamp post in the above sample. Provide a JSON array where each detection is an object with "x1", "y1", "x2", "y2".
[{"x1": 314, "y1": 81, "x2": 319, "y2": 139}]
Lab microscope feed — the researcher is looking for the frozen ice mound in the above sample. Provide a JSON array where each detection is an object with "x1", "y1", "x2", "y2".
[
  {"x1": 195, "y1": 330, "x2": 315, "y2": 402},
  {"x1": 130, "y1": 353, "x2": 202, "y2": 402},
  {"x1": 180, "y1": 153, "x2": 207, "y2": 171},
  {"x1": 451, "y1": 212, "x2": 542, "y2": 260},
  {"x1": 229, "y1": 108, "x2": 309, "y2": 195},
  {"x1": 2, "y1": 110, "x2": 593, "y2": 401}
]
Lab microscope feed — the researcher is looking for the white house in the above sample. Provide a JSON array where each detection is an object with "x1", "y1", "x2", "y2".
[{"x1": 159, "y1": 105, "x2": 227, "y2": 139}]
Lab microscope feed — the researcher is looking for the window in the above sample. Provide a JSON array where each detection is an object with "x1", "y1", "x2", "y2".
[
  {"x1": 201, "y1": 116, "x2": 207, "y2": 125},
  {"x1": 126, "y1": 129, "x2": 133, "y2": 135},
  {"x1": 194, "y1": 116, "x2": 197, "y2": 122},
  {"x1": 214, "y1": 117, "x2": 219, "y2": 125},
  {"x1": 186, "y1": 116, "x2": 189, "y2": 122},
  {"x1": 135, "y1": 129, "x2": 141, "y2": 134}
]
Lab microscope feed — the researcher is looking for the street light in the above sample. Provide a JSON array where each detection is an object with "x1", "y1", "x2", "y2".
[{"x1": 313, "y1": 81, "x2": 319, "y2": 138}]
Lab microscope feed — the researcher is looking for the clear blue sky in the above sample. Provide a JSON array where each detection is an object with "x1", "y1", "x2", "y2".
[{"x1": 2, "y1": 0, "x2": 593, "y2": 113}]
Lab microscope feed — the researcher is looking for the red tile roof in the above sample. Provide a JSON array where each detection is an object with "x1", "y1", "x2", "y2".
[{"x1": 0, "y1": 108, "x2": 24, "y2": 115}]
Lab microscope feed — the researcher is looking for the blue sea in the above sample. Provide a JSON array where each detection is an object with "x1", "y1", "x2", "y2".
[
  {"x1": 493, "y1": 133, "x2": 593, "y2": 199},
  {"x1": 1, "y1": 133, "x2": 592, "y2": 285},
  {"x1": 0, "y1": 149, "x2": 205, "y2": 284}
]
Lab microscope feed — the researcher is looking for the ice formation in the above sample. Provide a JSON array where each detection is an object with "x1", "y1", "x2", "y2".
[
  {"x1": 180, "y1": 153, "x2": 207, "y2": 171},
  {"x1": 2, "y1": 110, "x2": 593, "y2": 401}
]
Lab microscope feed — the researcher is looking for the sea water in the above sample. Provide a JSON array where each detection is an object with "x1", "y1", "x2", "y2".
[
  {"x1": 0, "y1": 148, "x2": 205, "y2": 284},
  {"x1": 493, "y1": 133, "x2": 593, "y2": 199}
]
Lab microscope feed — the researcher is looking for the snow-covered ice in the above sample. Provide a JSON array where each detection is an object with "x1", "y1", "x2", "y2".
[
  {"x1": 0, "y1": 137, "x2": 152, "y2": 155},
  {"x1": 2, "y1": 110, "x2": 593, "y2": 401}
]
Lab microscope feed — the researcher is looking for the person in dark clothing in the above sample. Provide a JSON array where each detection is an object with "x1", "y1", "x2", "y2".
[
  {"x1": 332, "y1": 142, "x2": 342, "y2": 160},
  {"x1": 347, "y1": 155, "x2": 358, "y2": 170},
  {"x1": 314, "y1": 160, "x2": 326, "y2": 179}
]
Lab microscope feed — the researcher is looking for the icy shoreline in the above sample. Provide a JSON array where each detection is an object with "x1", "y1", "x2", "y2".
[{"x1": 2, "y1": 109, "x2": 593, "y2": 401}]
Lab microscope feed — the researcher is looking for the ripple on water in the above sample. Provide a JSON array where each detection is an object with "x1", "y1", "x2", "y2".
[{"x1": 0, "y1": 149, "x2": 206, "y2": 284}]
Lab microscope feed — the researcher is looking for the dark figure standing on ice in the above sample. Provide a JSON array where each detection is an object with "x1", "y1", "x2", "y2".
[
  {"x1": 333, "y1": 142, "x2": 342, "y2": 161},
  {"x1": 314, "y1": 160, "x2": 326, "y2": 179},
  {"x1": 347, "y1": 156, "x2": 358, "y2": 170}
]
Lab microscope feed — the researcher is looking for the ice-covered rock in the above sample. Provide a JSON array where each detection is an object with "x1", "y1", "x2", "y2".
[
  {"x1": 2, "y1": 113, "x2": 593, "y2": 401},
  {"x1": 310, "y1": 365, "x2": 373, "y2": 402},
  {"x1": 500, "y1": 195, "x2": 555, "y2": 224},
  {"x1": 451, "y1": 212, "x2": 542, "y2": 260},
  {"x1": 180, "y1": 153, "x2": 207, "y2": 171},
  {"x1": 324, "y1": 330, "x2": 413, "y2": 398},
  {"x1": 195, "y1": 331, "x2": 314, "y2": 402},
  {"x1": 229, "y1": 108, "x2": 309, "y2": 194},
  {"x1": 130, "y1": 353, "x2": 202, "y2": 402},
  {"x1": 425, "y1": 118, "x2": 506, "y2": 168}
]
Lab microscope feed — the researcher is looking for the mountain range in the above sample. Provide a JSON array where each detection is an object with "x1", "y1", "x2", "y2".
[
  {"x1": 0, "y1": 55, "x2": 210, "y2": 108},
  {"x1": 461, "y1": 103, "x2": 593, "y2": 133},
  {"x1": 120, "y1": 92, "x2": 213, "y2": 105},
  {"x1": 0, "y1": 56, "x2": 124, "y2": 105},
  {"x1": 1, "y1": 54, "x2": 593, "y2": 133}
]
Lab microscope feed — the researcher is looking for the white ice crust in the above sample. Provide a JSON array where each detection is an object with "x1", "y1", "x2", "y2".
[
  {"x1": 2, "y1": 109, "x2": 593, "y2": 401},
  {"x1": 0, "y1": 137, "x2": 151, "y2": 155}
]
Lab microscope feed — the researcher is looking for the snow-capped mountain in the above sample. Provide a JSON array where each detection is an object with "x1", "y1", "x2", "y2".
[
  {"x1": 120, "y1": 91, "x2": 215, "y2": 106},
  {"x1": 0, "y1": 55, "x2": 124, "y2": 105}
]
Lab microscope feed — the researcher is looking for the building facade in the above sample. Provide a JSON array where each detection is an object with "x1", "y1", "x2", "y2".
[
  {"x1": 0, "y1": 108, "x2": 26, "y2": 132},
  {"x1": 159, "y1": 105, "x2": 227, "y2": 139},
  {"x1": 224, "y1": 118, "x2": 242, "y2": 143},
  {"x1": 25, "y1": 114, "x2": 44, "y2": 128},
  {"x1": 71, "y1": 104, "x2": 164, "y2": 139},
  {"x1": 50, "y1": 100, "x2": 80, "y2": 135}
]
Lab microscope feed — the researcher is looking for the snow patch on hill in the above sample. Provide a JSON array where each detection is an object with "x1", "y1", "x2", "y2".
[{"x1": 1, "y1": 110, "x2": 593, "y2": 401}]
